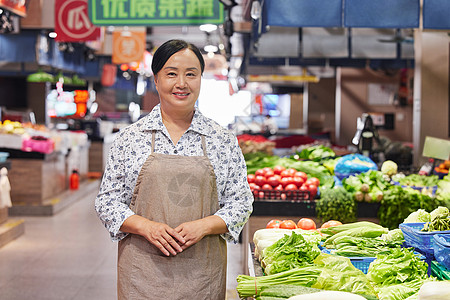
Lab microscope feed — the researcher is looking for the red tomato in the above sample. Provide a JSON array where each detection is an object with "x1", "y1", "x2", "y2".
[
  {"x1": 267, "y1": 176, "x2": 280, "y2": 187},
  {"x1": 275, "y1": 184, "x2": 283, "y2": 190},
  {"x1": 321, "y1": 220, "x2": 343, "y2": 229},
  {"x1": 285, "y1": 183, "x2": 298, "y2": 190},
  {"x1": 280, "y1": 170, "x2": 291, "y2": 178},
  {"x1": 286, "y1": 168, "x2": 297, "y2": 177},
  {"x1": 307, "y1": 184, "x2": 318, "y2": 198},
  {"x1": 255, "y1": 169, "x2": 265, "y2": 177},
  {"x1": 292, "y1": 176, "x2": 305, "y2": 188},
  {"x1": 280, "y1": 193, "x2": 287, "y2": 200},
  {"x1": 299, "y1": 184, "x2": 308, "y2": 191},
  {"x1": 295, "y1": 171, "x2": 308, "y2": 181},
  {"x1": 262, "y1": 167, "x2": 275, "y2": 178},
  {"x1": 306, "y1": 177, "x2": 320, "y2": 187},
  {"x1": 266, "y1": 219, "x2": 282, "y2": 229},
  {"x1": 279, "y1": 220, "x2": 297, "y2": 229},
  {"x1": 273, "y1": 165, "x2": 286, "y2": 175},
  {"x1": 280, "y1": 177, "x2": 292, "y2": 187},
  {"x1": 254, "y1": 175, "x2": 267, "y2": 187},
  {"x1": 247, "y1": 174, "x2": 256, "y2": 183},
  {"x1": 262, "y1": 167, "x2": 273, "y2": 173},
  {"x1": 262, "y1": 184, "x2": 273, "y2": 190},
  {"x1": 249, "y1": 183, "x2": 260, "y2": 190},
  {"x1": 297, "y1": 218, "x2": 316, "y2": 230},
  {"x1": 258, "y1": 191, "x2": 265, "y2": 198},
  {"x1": 299, "y1": 185, "x2": 310, "y2": 199}
]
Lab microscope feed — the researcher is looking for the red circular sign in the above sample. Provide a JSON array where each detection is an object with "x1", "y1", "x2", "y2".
[{"x1": 57, "y1": 0, "x2": 97, "y2": 39}]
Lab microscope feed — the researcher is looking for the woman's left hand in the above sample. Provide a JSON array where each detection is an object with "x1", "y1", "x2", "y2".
[
  {"x1": 175, "y1": 215, "x2": 228, "y2": 250},
  {"x1": 174, "y1": 219, "x2": 207, "y2": 250}
]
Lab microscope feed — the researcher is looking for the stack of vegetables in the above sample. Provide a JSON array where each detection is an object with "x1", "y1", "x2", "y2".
[
  {"x1": 321, "y1": 222, "x2": 403, "y2": 259},
  {"x1": 238, "y1": 134, "x2": 276, "y2": 155},
  {"x1": 247, "y1": 165, "x2": 321, "y2": 200},
  {"x1": 244, "y1": 152, "x2": 335, "y2": 189},
  {"x1": 239, "y1": 218, "x2": 450, "y2": 300},
  {"x1": 316, "y1": 187, "x2": 356, "y2": 224},
  {"x1": 366, "y1": 248, "x2": 431, "y2": 299},
  {"x1": 244, "y1": 146, "x2": 449, "y2": 230}
]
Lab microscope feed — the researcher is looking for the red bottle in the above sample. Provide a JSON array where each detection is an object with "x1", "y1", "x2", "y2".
[{"x1": 70, "y1": 169, "x2": 79, "y2": 190}]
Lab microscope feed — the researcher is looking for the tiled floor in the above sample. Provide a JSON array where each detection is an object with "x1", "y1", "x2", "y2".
[{"x1": 0, "y1": 181, "x2": 243, "y2": 300}]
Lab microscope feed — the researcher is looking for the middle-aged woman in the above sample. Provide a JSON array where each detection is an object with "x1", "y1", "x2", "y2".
[{"x1": 95, "y1": 39, "x2": 254, "y2": 299}]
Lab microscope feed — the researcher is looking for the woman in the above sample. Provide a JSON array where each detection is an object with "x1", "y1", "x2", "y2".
[{"x1": 95, "y1": 39, "x2": 253, "y2": 299}]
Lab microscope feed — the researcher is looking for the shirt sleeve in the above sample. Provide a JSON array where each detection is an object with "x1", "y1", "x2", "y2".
[
  {"x1": 94, "y1": 133, "x2": 135, "y2": 242},
  {"x1": 214, "y1": 133, "x2": 253, "y2": 243}
]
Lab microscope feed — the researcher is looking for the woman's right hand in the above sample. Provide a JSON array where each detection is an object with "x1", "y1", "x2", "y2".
[
  {"x1": 142, "y1": 220, "x2": 186, "y2": 256},
  {"x1": 120, "y1": 215, "x2": 186, "y2": 256}
]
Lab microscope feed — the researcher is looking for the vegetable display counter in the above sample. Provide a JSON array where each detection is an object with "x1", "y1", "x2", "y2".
[{"x1": 3, "y1": 144, "x2": 89, "y2": 208}]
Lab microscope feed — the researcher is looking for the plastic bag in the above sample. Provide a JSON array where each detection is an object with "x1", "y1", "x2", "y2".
[{"x1": 334, "y1": 154, "x2": 378, "y2": 180}]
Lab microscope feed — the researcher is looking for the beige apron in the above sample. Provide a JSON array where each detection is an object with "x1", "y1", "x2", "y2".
[{"x1": 117, "y1": 131, "x2": 227, "y2": 300}]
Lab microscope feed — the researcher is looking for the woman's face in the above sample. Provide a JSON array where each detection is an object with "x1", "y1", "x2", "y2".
[{"x1": 154, "y1": 48, "x2": 202, "y2": 112}]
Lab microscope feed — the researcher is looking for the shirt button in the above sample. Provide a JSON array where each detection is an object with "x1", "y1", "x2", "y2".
[{"x1": 174, "y1": 150, "x2": 178, "y2": 154}]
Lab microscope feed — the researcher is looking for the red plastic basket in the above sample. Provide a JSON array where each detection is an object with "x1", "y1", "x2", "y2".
[{"x1": 254, "y1": 189, "x2": 312, "y2": 202}]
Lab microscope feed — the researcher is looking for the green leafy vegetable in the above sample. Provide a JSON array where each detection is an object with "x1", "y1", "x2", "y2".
[
  {"x1": 367, "y1": 248, "x2": 428, "y2": 287},
  {"x1": 236, "y1": 267, "x2": 322, "y2": 298},
  {"x1": 295, "y1": 145, "x2": 336, "y2": 162},
  {"x1": 323, "y1": 226, "x2": 388, "y2": 247},
  {"x1": 316, "y1": 187, "x2": 356, "y2": 224},
  {"x1": 378, "y1": 186, "x2": 445, "y2": 229},
  {"x1": 404, "y1": 209, "x2": 431, "y2": 223},
  {"x1": 261, "y1": 232, "x2": 320, "y2": 275}
]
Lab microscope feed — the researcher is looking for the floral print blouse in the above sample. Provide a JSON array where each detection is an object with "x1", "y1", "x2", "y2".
[{"x1": 95, "y1": 104, "x2": 253, "y2": 243}]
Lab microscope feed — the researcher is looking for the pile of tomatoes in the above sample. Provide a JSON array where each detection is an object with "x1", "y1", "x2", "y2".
[
  {"x1": 266, "y1": 218, "x2": 342, "y2": 231},
  {"x1": 247, "y1": 166, "x2": 320, "y2": 200}
]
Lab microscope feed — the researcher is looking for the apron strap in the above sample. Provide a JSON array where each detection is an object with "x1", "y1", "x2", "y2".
[
  {"x1": 201, "y1": 135, "x2": 207, "y2": 157},
  {"x1": 151, "y1": 130, "x2": 156, "y2": 154}
]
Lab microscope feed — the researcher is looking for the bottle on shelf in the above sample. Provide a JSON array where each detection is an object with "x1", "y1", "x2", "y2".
[
  {"x1": 70, "y1": 169, "x2": 80, "y2": 190},
  {"x1": 418, "y1": 158, "x2": 434, "y2": 176}
]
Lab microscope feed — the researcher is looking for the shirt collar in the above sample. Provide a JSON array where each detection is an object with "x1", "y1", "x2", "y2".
[{"x1": 138, "y1": 104, "x2": 213, "y2": 136}]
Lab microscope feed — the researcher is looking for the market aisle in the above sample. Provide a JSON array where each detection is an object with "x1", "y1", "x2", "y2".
[{"x1": 0, "y1": 180, "x2": 243, "y2": 300}]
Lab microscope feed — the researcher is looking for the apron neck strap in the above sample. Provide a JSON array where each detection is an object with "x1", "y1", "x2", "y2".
[
  {"x1": 201, "y1": 135, "x2": 207, "y2": 157},
  {"x1": 151, "y1": 130, "x2": 156, "y2": 153}
]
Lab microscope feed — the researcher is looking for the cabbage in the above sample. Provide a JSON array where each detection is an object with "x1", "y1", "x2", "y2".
[
  {"x1": 381, "y1": 228, "x2": 405, "y2": 245},
  {"x1": 430, "y1": 206, "x2": 449, "y2": 221},
  {"x1": 381, "y1": 160, "x2": 398, "y2": 176},
  {"x1": 404, "y1": 209, "x2": 430, "y2": 223}
]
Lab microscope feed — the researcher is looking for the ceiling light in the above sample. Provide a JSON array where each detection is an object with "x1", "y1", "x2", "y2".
[
  {"x1": 48, "y1": 32, "x2": 57, "y2": 38},
  {"x1": 204, "y1": 45, "x2": 218, "y2": 53},
  {"x1": 199, "y1": 24, "x2": 217, "y2": 33}
]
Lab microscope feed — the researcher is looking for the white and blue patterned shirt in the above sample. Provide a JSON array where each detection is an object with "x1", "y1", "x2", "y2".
[{"x1": 95, "y1": 104, "x2": 253, "y2": 243}]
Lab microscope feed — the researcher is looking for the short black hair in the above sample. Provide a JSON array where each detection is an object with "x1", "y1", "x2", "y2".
[{"x1": 151, "y1": 39, "x2": 205, "y2": 76}]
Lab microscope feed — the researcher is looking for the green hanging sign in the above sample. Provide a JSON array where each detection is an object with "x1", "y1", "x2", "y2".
[{"x1": 88, "y1": 0, "x2": 224, "y2": 26}]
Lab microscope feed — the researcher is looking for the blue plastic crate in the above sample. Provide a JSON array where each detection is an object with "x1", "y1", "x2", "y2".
[
  {"x1": 433, "y1": 234, "x2": 450, "y2": 270},
  {"x1": 322, "y1": 247, "x2": 426, "y2": 274},
  {"x1": 399, "y1": 223, "x2": 450, "y2": 255},
  {"x1": 321, "y1": 248, "x2": 376, "y2": 274}
]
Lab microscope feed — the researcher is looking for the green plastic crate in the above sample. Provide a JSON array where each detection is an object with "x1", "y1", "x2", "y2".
[{"x1": 431, "y1": 260, "x2": 450, "y2": 281}]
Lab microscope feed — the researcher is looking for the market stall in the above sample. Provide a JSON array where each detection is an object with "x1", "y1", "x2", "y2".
[
  {"x1": 0, "y1": 120, "x2": 91, "y2": 215},
  {"x1": 236, "y1": 137, "x2": 450, "y2": 299}
]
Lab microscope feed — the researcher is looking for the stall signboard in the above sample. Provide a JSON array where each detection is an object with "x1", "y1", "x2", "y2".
[
  {"x1": 0, "y1": 0, "x2": 27, "y2": 17},
  {"x1": 55, "y1": 0, "x2": 101, "y2": 42},
  {"x1": 112, "y1": 30, "x2": 146, "y2": 64},
  {"x1": 87, "y1": 0, "x2": 224, "y2": 26}
]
